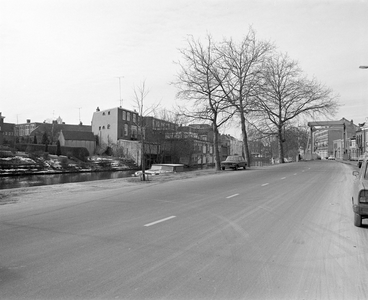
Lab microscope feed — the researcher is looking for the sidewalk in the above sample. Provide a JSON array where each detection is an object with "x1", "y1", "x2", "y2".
[{"x1": 336, "y1": 158, "x2": 359, "y2": 167}]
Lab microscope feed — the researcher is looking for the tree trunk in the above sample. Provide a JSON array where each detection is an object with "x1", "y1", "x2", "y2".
[
  {"x1": 213, "y1": 123, "x2": 221, "y2": 171},
  {"x1": 141, "y1": 127, "x2": 147, "y2": 181},
  {"x1": 240, "y1": 112, "x2": 251, "y2": 166},
  {"x1": 278, "y1": 126, "x2": 284, "y2": 163}
]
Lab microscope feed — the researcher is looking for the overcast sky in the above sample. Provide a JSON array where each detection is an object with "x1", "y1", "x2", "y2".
[{"x1": 1, "y1": 0, "x2": 367, "y2": 136}]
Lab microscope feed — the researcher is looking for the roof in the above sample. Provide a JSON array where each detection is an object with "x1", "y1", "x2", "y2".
[{"x1": 60, "y1": 130, "x2": 95, "y2": 141}]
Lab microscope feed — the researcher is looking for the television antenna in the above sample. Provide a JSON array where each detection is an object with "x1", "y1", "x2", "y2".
[{"x1": 116, "y1": 76, "x2": 124, "y2": 107}]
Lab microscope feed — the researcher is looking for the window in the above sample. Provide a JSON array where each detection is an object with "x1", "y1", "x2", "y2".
[
  {"x1": 108, "y1": 111, "x2": 110, "y2": 115},
  {"x1": 124, "y1": 124, "x2": 128, "y2": 136},
  {"x1": 107, "y1": 124, "x2": 110, "y2": 129},
  {"x1": 123, "y1": 111, "x2": 126, "y2": 120},
  {"x1": 127, "y1": 112, "x2": 130, "y2": 121},
  {"x1": 131, "y1": 125, "x2": 137, "y2": 138},
  {"x1": 133, "y1": 114, "x2": 136, "y2": 123}
]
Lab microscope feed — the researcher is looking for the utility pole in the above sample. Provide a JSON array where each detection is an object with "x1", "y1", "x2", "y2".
[{"x1": 359, "y1": 66, "x2": 367, "y2": 153}]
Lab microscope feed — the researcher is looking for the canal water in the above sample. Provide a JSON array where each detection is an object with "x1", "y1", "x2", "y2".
[{"x1": 0, "y1": 170, "x2": 136, "y2": 190}]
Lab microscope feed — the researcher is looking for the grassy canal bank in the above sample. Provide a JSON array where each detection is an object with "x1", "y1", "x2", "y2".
[{"x1": 0, "y1": 150, "x2": 138, "y2": 176}]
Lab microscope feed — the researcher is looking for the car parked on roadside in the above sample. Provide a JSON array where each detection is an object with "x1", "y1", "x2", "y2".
[
  {"x1": 352, "y1": 153, "x2": 368, "y2": 227},
  {"x1": 133, "y1": 164, "x2": 185, "y2": 177},
  {"x1": 328, "y1": 156, "x2": 335, "y2": 160},
  {"x1": 221, "y1": 155, "x2": 247, "y2": 170}
]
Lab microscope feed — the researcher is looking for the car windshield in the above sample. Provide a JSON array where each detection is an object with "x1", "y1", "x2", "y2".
[
  {"x1": 226, "y1": 156, "x2": 240, "y2": 161},
  {"x1": 150, "y1": 165, "x2": 163, "y2": 170}
]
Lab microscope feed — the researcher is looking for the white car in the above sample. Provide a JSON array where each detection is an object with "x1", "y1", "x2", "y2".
[
  {"x1": 133, "y1": 164, "x2": 185, "y2": 177},
  {"x1": 328, "y1": 156, "x2": 335, "y2": 160}
]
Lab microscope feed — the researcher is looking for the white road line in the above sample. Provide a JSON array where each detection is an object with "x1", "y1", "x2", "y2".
[
  {"x1": 226, "y1": 194, "x2": 239, "y2": 199},
  {"x1": 281, "y1": 177, "x2": 286, "y2": 180},
  {"x1": 144, "y1": 216, "x2": 176, "y2": 227},
  {"x1": 261, "y1": 183, "x2": 269, "y2": 186}
]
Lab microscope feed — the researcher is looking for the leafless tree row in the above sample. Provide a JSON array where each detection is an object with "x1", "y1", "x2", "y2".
[{"x1": 174, "y1": 27, "x2": 339, "y2": 169}]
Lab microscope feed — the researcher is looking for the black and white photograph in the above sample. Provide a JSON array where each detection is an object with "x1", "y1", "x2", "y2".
[{"x1": 1, "y1": 0, "x2": 368, "y2": 299}]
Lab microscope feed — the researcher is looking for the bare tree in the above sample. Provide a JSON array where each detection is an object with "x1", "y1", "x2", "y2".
[
  {"x1": 254, "y1": 52, "x2": 339, "y2": 163},
  {"x1": 132, "y1": 80, "x2": 159, "y2": 180},
  {"x1": 218, "y1": 28, "x2": 274, "y2": 165},
  {"x1": 174, "y1": 35, "x2": 234, "y2": 170}
]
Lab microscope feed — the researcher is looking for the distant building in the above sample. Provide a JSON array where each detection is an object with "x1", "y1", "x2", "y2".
[
  {"x1": 58, "y1": 130, "x2": 96, "y2": 156},
  {"x1": 309, "y1": 118, "x2": 359, "y2": 160},
  {"x1": 356, "y1": 122, "x2": 368, "y2": 156},
  {"x1": 16, "y1": 118, "x2": 92, "y2": 145},
  {"x1": 0, "y1": 112, "x2": 15, "y2": 147},
  {"x1": 91, "y1": 107, "x2": 139, "y2": 144},
  {"x1": 91, "y1": 107, "x2": 140, "y2": 162},
  {"x1": 91, "y1": 106, "x2": 243, "y2": 167}
]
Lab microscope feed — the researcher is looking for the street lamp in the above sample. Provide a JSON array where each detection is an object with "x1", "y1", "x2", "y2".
[{"x1": 359, "y1": 65, "x2": 368, "y2": 154}]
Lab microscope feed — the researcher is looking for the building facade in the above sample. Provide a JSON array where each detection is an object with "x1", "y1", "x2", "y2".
[
  {"x1": 310, "y1": 118, "x2": 359, "y2": 160},
  {"x1": 15, "y1": 118, "x2": 92, "y2": 145},
  {"x1": 91, "y1": 107, "x2": 139, "y2": 146},
  {"x1": 0, "y1": 112, "x2": 15, "y2": 147},
  {"x1": 356, "y1": 124, "x2": 368, "y2": 157},
  {"x1": 58, "y1": 130, "x2": 96, "y2": 156}
]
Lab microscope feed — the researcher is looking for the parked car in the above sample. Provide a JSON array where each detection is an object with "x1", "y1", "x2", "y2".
[
  {"x1": 352, "y1": 154, "x2": 368, "y2": 227},
  {"x1": 328, "y1": 156, "x2": 335, "y2": 160},
  {"x1": 221, "y1": 155, "x2": 247, "y2": 170},
  {"x1": 133, "y1": 164, "x2": 185, "y2": 177}
]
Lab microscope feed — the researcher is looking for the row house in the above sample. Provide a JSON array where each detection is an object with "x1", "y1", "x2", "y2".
[
  {"x1": 91, "y1": 106, "x2": 141, "y2": 162},
  {"x1": 15, "y1": 117, "x2": 92, "y2": 145},
  {"x1": 93, "y1": 106, "x2": 243, "y2": 167},
  {"x1": 0, "y1": 112, "x2": 15, "y2": 147},
  {"x1": 92, "y1": 107, "x2": 139, "y2": 144},
  {"x1": 165, "y1": 126, "x2": 214, "y2": 166},
  {"x1": 356, "y1": 123, "x2": 368, "y2": 157}
]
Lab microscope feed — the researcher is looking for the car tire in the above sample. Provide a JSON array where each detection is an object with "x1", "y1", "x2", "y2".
[
  {"x1": 354, "y1": 213, "x2": 362, "y2": 227},
  {"x1": 234, "y1": 165, "x2": 238, "y2": 170},
  {"x1": 221, "y1": 166, "x2": 225, "y2": 171}
]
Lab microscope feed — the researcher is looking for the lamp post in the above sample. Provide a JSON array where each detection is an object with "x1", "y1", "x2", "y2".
[{"x1": 359, "y1": 66, "x2": 368, "y2": 153}]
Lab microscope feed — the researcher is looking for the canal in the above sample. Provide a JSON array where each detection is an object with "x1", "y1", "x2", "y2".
[{"x1": 0, "y1": 170, "x2": 136, "y2": 190}]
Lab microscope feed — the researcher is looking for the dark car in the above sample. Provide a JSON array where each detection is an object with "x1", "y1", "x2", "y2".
[
  {"x1": 221, "y1": 155, "x2": 247, "y2": 170},
  {"x1": 352, "y1": 153, "x2": 368, "y2": 227}
]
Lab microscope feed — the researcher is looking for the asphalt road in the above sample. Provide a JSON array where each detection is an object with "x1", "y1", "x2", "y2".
[{"x1": 0, "y1": 160, "x2": 367, "y2": 300}]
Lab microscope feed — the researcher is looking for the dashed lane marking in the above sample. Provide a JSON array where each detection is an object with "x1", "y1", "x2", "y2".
[
  {"x1": 226, "y1": 194, "x2": 239, "y2": 199},
  {"x1": 144, "y1": 216, "x2": 176, "y2": 227},
  {"x1": 261, "y1": 183, "x2": 269, "y2": 186}
]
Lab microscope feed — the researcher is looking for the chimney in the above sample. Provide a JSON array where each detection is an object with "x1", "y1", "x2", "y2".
[{"x1": 27, "y1": 119, "x2": 31, "y2": 123}]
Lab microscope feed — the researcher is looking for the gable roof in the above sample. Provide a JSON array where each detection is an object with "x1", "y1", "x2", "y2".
[{"x1": 60, "y1": 130, "x2": 95, "y2": 141}]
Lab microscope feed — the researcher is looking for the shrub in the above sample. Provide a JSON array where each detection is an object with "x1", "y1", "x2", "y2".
[
  {"x1": 43, "y1": 152, "x2": 49, "y2": 160},
  {"x1": 16, "y1": 143, "x2": 89, "y2": 161},
  {"x1": 60, "y1": 157, "x2": 69, "y2": 169}
]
